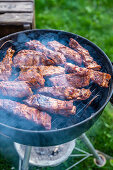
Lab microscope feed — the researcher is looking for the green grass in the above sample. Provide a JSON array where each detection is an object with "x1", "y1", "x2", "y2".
[{"x1": 0, "y1": 0, "x2": 113, "y2": 169}]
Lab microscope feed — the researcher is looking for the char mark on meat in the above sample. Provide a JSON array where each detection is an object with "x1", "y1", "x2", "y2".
[
  {"x1": 65, "y1": 63, "x2": 111, "y2": 88},
  {"x1": 24, "y1": 94, "x2": 76, "y2": 116},
  {"x1": 0, "y1": 99, "x2": 51, "y2": 129},
  {"x1": 37, "y1": 86, "x2": 91, "y2": 100},
  {"x1": 69, "y1": 38, "x2": 101, "y2": 70},
  {"x1": 17, "y1": 67, "x2": 45, "y2": 88},
  {"x1": 0, "y1": 81, "x2": 33, "y2": 98},
  {"x1": 26, "y1": 40, "x2": 66, "y2": 65},
  {"x1": 49, "y1": 74, "x2": 90, "y2": 88},
  {"x1": 47, "y1": 40, "x2": 82, "y2": 65},
  {"x1": 0, "y1": 47, "x2": 15, "y2": 81}
]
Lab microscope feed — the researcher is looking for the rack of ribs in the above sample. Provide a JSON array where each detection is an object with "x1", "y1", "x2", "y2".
[
  {"x1": 49, "y1": 74, "x2": 90, "y2": 88},
  {"x1": 24, "y1": 94, "x2": 76, "y2": 116},
  {"x1": 0, "y1": 81, "x2": 33, "y2": 98},
  {"x1": 65, "y1": 63, "x2": 111, "y2": 88},
  {"x1": 47, "y1": 40, "x2": 82, "y2": 65},
  {"x1": 0, "y1": 99, "x2": 51, "y2": 130},
  {"x1": 17, "y1": 67, "x2": 45, "y2": 88},
  {"x1": 0, "y1": 47, "x2": 15, "y2": 81},
  {"x1": 26, "y1": 40, "x2": 66, "y2": 65},
  {"x1": 38, "y1": 86, "x2": 91, "y2": 100},
  {"x1": 69, "y1": 38, "x2": 101, "y2": 70}
]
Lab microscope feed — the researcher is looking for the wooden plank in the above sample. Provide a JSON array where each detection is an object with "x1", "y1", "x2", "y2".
[
  {"x1": 0, "y1": 2, "x2": 33, "y2": 12},
  {"x1": 0, "y1": 13, "x2": 33, "y2": 24}
]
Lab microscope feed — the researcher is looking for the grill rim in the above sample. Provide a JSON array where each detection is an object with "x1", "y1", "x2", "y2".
[{"x1": 0, "y1": 28, "x2": 113, "y2": 134}]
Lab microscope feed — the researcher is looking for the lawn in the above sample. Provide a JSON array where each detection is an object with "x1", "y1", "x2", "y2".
[{"x1": 0, "y1": 0, "x2": 113, "y2": 169}]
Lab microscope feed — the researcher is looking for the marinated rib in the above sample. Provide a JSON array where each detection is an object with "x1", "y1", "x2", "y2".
[
  {"x1": 37, "y1": 65, "x2": 65, "y2": 76},
  {"x1": 13, "y1": 50, "x2": 44, "y2": 67},
  {"x1": 90, "y1": 70, "x2": 111, "y2": 88},
  {"x1": 48, "y1": 40, "x2": 82, "y2": 65},
  {"x1": 38, "y1": 86, "x2": 91, "y2": 100},
  {"x1": 65, "y1": 63, "x2": 89, "y2": 76},
  {"x1": 65, "y1": 63, "x2": 111, "y2": 87},
  {"x1": 49, "y1": 74, "x2": 90, "y2": 88},
  {"x1": 26, "y1": 40, "x2": 66, "y2": 65},
  {"x1": 0, "y1": 47, "x2": 15, "y2": 80},
  {"x1": 17, "y1": 67, "x2": 45, "y2": 88},
  {"x1": 69, "y1": 38, "x2": 101, "y2": 70},
  {"x1": 0, "y1": 81, "x2": 33, "y2": 98},
  {"x1": 24, "y1": 94, "x2": 76, "y2": 116},
  {"x1": 0, "y1": 99, "x2": 51, "y2": 129}
]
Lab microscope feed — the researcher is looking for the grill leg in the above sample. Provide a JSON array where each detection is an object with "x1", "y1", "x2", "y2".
[
  {"x1": 21, "y1": 146, "x2": 32, "y2": 170},
  {"x1": 80, "y1": 133, "x2": 105, "y2": 166}
]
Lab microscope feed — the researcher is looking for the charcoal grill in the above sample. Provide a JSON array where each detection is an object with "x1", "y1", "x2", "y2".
[{"x1": 0, "y1": 29, "x2": 113, "y2": 169}]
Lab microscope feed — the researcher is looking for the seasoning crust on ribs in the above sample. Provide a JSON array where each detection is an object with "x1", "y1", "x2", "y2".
[
  {"x1": 48, "y1": 40, "x2": 82, "y2": 65},
  {"x1": 17, "y1": 67, "x2": 45, "y2": 88},
  {"x1": 69, "y1": 38, "x2": 101, "y2": 70},
  {"x1": 13, "y1": 50, "x2": 44, "y2": 67},
  {"x1": 0, "y1": 81, "x2": 33, "y2": 98},
  {"x1": 0, "y1": 99, "x2": 51, "y2": 129},
  {"x1": 38, "y1": 86, "x2": 91, "y2": 100},
  {"x1": 65, "y1": 63, "x2": 111, "y2": 88},
  {"x1": 0, "y1": 47, "x2": 15, "y2": 81},
  {"x1": 49, "y1": 74, "x2": 90, "y2": 88},
  {"x1": 24, "y1": 94, "x2": 76, "y2": 116},
  {"x1": 26, "y1": 40, "x2": 66, "y2": 65}
]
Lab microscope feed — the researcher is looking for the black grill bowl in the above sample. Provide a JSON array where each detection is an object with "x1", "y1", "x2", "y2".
[{"x1": 0, "y1": 29, "x2": 113, "y2": 146}]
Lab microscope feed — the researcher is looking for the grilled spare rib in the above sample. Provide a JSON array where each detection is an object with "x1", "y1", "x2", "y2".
[
  {"x1": 26, "y1": 40, "x2": 66, "y2": 65},
  {"x1": 0, "y1": 47, "x2": 15, "y2": 81},
  {"x1": 17, "y1": 67, "x2": 45, "y2": 88},
  {"x1": 13, "y1": 50, "x2": 44, "y2": 67},
  {"x1": 47, "y1": 40, "x2": 82, "y2": 65},
  {"x1": 24, "y1": 94, "x2": 76, "y2": 116},
  {"x1": 0, "y1": 81, "x2": 33, "y2": 98},
  {"x1": 49, "y1": 74, "x2": 90, "y2": 88},
  {"x1": 38, "y1": 86, "x2": 92, "y2": 100},
  {"x1": 37, "y1": 65, "x2": 65, "y2": 76},
  {"x1": 0, "y1": 99, "x2": 51, "y2": 130},
  {"x1": 69, "y1": 38, "x2": 101, "y2": 70},
  {"x1": 65, "y1": 63, "x2": 111, "y2": 88}
]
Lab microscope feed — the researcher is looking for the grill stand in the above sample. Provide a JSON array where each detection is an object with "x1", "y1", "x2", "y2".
[{"x1": 15, "y1": 133, "x2": 106, "y2": 170}]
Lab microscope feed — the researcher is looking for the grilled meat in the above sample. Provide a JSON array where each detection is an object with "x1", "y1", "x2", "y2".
[
  {"x1": 37, "y1": 65, "x2": 65, "y2": 77},
  {"x1": 90, "y1": 70, "x2": 111, "y2": 88},
  {"x1": 0, "y1": 81, "x2": 33, "y2": 98},
  {"x1": 0, "y1": 47, "x2": 15, "y2": 80},
  {"x1": 17, "y1": 67, "x2": 45, "y2": 88},
  {"x1": 13, "y1": 50, "x2": 43, "y2": 67},
  {"x1": 65, "y1": 63, "x2": 111, "y2": 87},
  {"x1": 49, "y1": 74, "x2": 90, "y2": 88},
  {"x1": 47, "y1": 40, "x2": 82, "y2": 65},
  {"x1": 24, "y1": 94, "x2": 76, "y2": 116},
  {"x1": 69, "y1": 38, "x2": 101, "y2": 70},
  {"x1": 19, "y1": 65, "x2": 65, "y2": 77},
  {"x1": 26, "y1": 40, "x2": 66, "y2": 65},
  {"x1": 38, "y1": 86, "x2": 91, "y2": 100},
  {"x1": 65, "y1": 63, "x2": 89, "y2": 76},
  {"x1": 0, "y1": 99, "x2": 51, "y2": 129}
]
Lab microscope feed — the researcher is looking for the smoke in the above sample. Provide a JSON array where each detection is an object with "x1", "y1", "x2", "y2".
[{"x1": 0, "y1": 30, "x2": 110, "y2": 139}]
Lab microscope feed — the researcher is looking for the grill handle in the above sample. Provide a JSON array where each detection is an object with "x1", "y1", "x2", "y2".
[{"x1": 110, "y1": 62, "x2": 113, "y2": 105}]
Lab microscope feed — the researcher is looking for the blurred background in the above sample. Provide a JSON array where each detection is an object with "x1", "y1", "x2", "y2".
[{"x1": 0, "y1": 0, "x2": 113, "y2": 169}]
